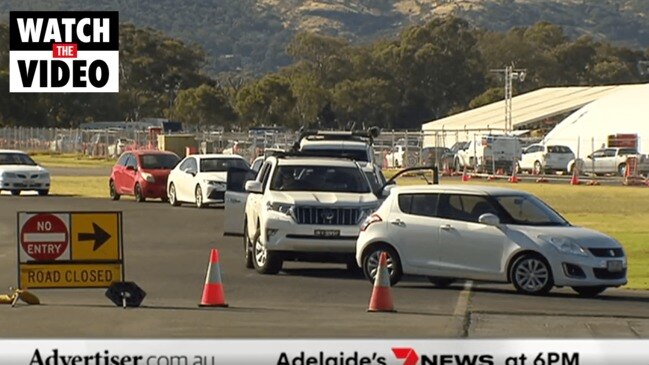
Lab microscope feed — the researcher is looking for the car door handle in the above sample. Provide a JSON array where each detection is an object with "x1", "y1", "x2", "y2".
[
  {"x1": 441, "y1": 224, "x2": 453, "y2": 231},
  {"x1": 227, "y1": 197, "x2": 241, "y2": 203},
  {"x1": 390, "y1": 219, "x2": 405, "y2": 227}
]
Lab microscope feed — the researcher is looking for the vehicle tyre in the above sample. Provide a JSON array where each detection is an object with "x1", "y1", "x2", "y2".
[
  {"x1": 361, "y1": 244, "x2": 402, "y2": 286},
  {"x1": 618, "y1": 163, "x2": 626, "y2": 176},
  {"x1": 572, "y1": 286, "x2": 607, "y2": 297},
  {"x1": 195, "y1": 185, "x2": 204, "y2": 208},
  {"x1": 38, "y1": 190, "x2": 49, "y2": 196},
  {"x1": 533, "y1": 161, "x2": 542, "y2": 175},
  {"x1": 134, "y1": 184, "x2": 145, "y2": 202},
  {"x1": 428, "y1": 277, "x2": 455, "y2": 288},
  {"x1": 109, "y1": 180, "x2": 120, "y2": 201},
  {"x1": 168, "y1": 183, "x2": 180, "y2": 206},
  {"x1": 10, "y1": 190, "x2": 20, "y2": 196},
  {"x1": 243, "y1": 221, "x2": 254, "y2": 269},
  {"x1": 252, "y1": 227, "x2": 282, "y2": 274},
  {"x1": 510, "y1": 253, "x2": 554, "y2": 295}
]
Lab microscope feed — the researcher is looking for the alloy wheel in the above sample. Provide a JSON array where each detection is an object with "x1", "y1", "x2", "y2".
[{"x1": 514, "y1": 257, "x2": 550, "y2": 293}]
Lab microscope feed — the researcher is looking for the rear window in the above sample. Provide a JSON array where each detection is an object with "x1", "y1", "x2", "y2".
[
  {"x1": 547, "y1": 145, "x2": 572, "y2": 154},
  {"x1": 200, "y1": 158, "x2": 249, "y2": 172}
]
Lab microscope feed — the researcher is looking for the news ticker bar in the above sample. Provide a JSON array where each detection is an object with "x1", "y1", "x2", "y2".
[{"x1": 1, "y1": 340, "x2": 647, "y2": 365}]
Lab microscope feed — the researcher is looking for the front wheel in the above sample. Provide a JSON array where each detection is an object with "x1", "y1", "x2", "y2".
[
  {"x1": 252, "y1": 229, "x2": 282, "y2": 274},
  {"x1": 361, "y1": 244, "x2": 402, "y2": 286},
  {"x1": 510, "y1": 253, "x2": 554, "y2": 295},
  {"x1": 134, "y1": 184, "x2": 145, "y2": 202},
  {"x1": 168, "y1": 183, "x2": 180, "y2": 206},
  {"x1": 572, "y1": 286, "x2": 607, "y2": 297},
  {"x1": 195, "y1": 185, "x2": 204, "y2": 208},
  {"x1": 618, "y1": 163, "x2": 627, "y2": 176},
  {"x1": 109, "y1": 180, "x2": 120, "y2": 200}
]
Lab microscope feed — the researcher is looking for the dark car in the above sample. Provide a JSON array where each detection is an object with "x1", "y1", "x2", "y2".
[
  {"x1": 440, "y1": 142, "x2": 469, "y2": 171},
  {"x1": 422, "y1": 147, "x2": 452, "y2": 167},
  {"x1": 109, "y1": 150, "x2": 181, "y2": 202}
]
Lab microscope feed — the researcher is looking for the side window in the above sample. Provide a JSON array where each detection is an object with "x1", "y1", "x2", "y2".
[
  {"x1": 438, "y1": 194, "x2": 499, "y2": 223},
  {"x1": 603, "y1": 149, "x2": 616, "y2": 157},
  {"x1": 117, "y1": 154, "x2": 129, "y2": 166},
  {"x1": 592, "y1": 150, "x2": 605, "y2": 158},
  {"x1": 178, "y1": 158, "x2": 192, "y2": 171},
  {"x1": 251, "y1": 159, "x2": 263, "y2": 173},
  {"x1": 125, "y1": 154, "x2": 137, "y2": 168},
  {"x1": 398, "y1": 194, "x2": 439, "y2": 217},
  {"x1": 188, "y1": 158, "x2": 197, "y2": 172}
]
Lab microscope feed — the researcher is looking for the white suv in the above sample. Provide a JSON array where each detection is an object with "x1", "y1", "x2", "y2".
[
  {"x1": 356, "y1": 185, "x2": 626, "y2": 297},
  {"x1": 226, "y1": 155, "x2": 381, "y2": 274},
  {"x1": 519, "y1": 144, "x2": 574, "y2": 174}
]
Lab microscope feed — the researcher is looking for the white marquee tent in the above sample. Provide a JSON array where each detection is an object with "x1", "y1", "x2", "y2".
[{"x1": 543, "y1": 83, "x2": 649, "y2": 158}]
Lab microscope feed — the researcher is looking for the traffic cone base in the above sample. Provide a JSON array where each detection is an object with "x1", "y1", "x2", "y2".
[
  {"x1": 508, "y1": 175, "x2": 519, "y2": 183},
  {"x1": 199, "y1": 249, "x2": 229, "y2": 308},
  {"x1": 536, "y1": 177, "x2": 549, "y2": 183}
]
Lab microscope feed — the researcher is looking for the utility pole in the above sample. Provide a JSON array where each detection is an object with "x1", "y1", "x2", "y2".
[{"x1": 491, "y1": 64, "x2": 526, "y2": 134}]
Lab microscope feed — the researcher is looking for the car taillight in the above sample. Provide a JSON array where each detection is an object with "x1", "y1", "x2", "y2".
[{"x1": 360, "y1": 214, "x2": 382, "y2": 232}]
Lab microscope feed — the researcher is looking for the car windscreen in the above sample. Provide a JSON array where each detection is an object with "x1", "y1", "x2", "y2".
[
  {"x1": 547, "y1": 145, "x2": 572, "y2": 154},
  {"x1": 0, "y1": 153, "x2": 37, "y2": 166},
  {"x1": 300, "y1": 148, "x2": 369, "y2": 162},
  {"x1": 140, "y1": 154, "x2": 180, "y2": 169},
  {"x1": 270, "y1": 165, "x2": 371, "y2": 193},
  {"x1": 200, "y1": 158, "x2": 248, "y2": 172},
  {"x1": 494, "y1": 195, "x2": 569, "y2": 226}
]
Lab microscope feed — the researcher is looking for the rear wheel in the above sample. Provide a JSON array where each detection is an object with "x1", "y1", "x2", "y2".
[
  {"x1": 533, "y1": 161, "x2": 542, "y2": 175},
  {"x1": 618, "y1": 163, "x2": 626, "y2": 176},
  {"x1": 572, "y1": 286, "x2": 607, "y2": 297},
  {"x1": 510, "y1": 253, "x2": 554, "y2": 295},
  {"x1": 168, "y1": 183, "x2": 180, "y2": 206},
  {"x1": 428, "y1": 277, "x2": 455, "y2": 288},
  {"x1": 109, "y1": 180, "x2": 120, "y2": 200},
  {"x1": 252, "y1": 227, "x2": 282, "y2": 274},
  {"x1": 361, "y1": 244, "x2": 402, "y2": 286},
  {"x1": 38, "y1": 190, "x2": 49, "y2": 196},
  {"x1": 134, "y1": 184, "x2": 145, "y2": 202},
  {"x1": 243, "y1": 221, "x2": 254, "y2": 269}
]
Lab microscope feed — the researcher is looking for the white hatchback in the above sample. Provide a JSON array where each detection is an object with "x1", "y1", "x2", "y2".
[{"x1": 356, "y1": 185, "x2": 627, "y2": 297}]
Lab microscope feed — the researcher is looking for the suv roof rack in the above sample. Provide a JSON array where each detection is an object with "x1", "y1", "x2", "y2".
[
  {"x1": 272, "y1": 150, "x2": 361, "y2": 161},
  {"x1": 296, "y1": 127, "x2": 380, "y2": 145}
]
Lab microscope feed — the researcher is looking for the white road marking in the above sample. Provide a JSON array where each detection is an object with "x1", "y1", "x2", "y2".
[{"x1": 454, "y1": 280, "x2": 473, "y2": 317}]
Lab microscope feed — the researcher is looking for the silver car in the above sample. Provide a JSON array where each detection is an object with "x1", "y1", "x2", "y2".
[{"x1": 356, "y1": 185, "x2": 627, "y2": 297}]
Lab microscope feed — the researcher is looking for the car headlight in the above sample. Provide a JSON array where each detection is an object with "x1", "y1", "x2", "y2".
[
  {"x1": 357, "y1": 204, "x2": 380, "y2": 224},
  {"x1": 266, "y1": 202, "x2": 294, "y2": 215},
  {"x1": 40, "y1": 172, "x2": 50, "y2": 179},
  {"x1": 140, "y1": 172, "x2": 155, "y2": 183},
  {"x1": 204, "y1": 180, "x2": 225, "y2": 186},
  {"x1": 1, "y1": 172, "x2": 17, "y2": 179},
  {"x1": 539, "y1": 235, "x2": 588, "y2": 256}
]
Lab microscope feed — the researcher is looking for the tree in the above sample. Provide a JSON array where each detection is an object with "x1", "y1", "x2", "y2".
[
  {"x1": 235, "y1": 74, "x2": 297, "y2": 127},
  {"x1": 171, "y1": 84, "x2": 237, "y2": 128}
]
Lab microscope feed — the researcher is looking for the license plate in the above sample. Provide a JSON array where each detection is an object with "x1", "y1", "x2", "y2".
[
  {"x1": 314, "y1": 229, "x2": 340, "y2": 238},
  {"x1": 607, "y1": 260, "x2": 624, "y2": 272}
]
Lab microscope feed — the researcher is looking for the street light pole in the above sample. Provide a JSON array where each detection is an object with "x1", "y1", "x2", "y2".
[{"x1": 491, "y1": 64, "x2": 526, "y2": 134}]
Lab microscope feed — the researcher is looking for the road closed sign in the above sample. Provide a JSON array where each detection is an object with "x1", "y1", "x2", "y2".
[{"x1": 17, "y1": 211, "x2": 124, "y2": 289}]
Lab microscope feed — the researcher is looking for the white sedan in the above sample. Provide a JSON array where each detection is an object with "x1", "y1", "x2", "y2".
[
  {"x1": 356, "y1": 185, "x2": 627, "y2": 297},
  {"x1": 167, "y1": 154, "x2": 249, "y2": 208},
  {"x1": 0, "y1": 150, "x2": 50, "y2": 196}
]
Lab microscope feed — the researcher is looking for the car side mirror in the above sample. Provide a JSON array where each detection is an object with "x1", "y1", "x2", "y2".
[
  {"x1": 380, "y1": 184, "x2": 395, "y2": 198},
  {"x1": 478, "y1": 213, "x2": 500, "y2": 226},
  {"x1": 245, "y1": 180, "x2": 263, "y2": 194},
  {"x1": 186, "y1": 169, "x2": 197, "y2": 176}
]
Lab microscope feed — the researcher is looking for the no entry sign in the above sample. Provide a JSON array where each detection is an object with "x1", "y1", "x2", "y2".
[{"x1": 20, "y1": 213, "x2": 69, "y2": 261}]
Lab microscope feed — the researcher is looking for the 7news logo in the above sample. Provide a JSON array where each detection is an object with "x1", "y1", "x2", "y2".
[{"x1": 392, "y1": 347, "x2": 494, "y2": 365}]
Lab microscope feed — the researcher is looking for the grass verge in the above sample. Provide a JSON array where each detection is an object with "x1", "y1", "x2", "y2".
[{"x1": 31, "y1": 153, "x2": 115, "y2": 168}]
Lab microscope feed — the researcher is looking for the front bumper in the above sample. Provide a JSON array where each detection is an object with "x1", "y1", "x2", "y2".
[
  {"x1": 140, "y1": 181, "x2": 167, "y2": 198},
  {"x1": 549, "y1": 254, "x2": 627, "y2": 287},
  {"x1": 202, "y1": 182, "x2": 226, "y2": 204},
  {"x1": 0, "y1": 178, "x2": 50, "y2": 191},
  {"x1": 263, "y1": 213, "x2": 360, "y2": 253}
]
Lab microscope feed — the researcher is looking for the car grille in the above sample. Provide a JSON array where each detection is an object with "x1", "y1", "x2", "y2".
[
  {"x1": 294, "y1": 207, "x2": 360, "y2": 226},
  {"x1": 17, "y1": 174, "x2": 27, "y2": 179},
  {"x1": 593, "y1": 268, "x2": 626, "y2": 280},
  {"x1": 589, "y1": 248, "x2": 624, "y2": 258}
]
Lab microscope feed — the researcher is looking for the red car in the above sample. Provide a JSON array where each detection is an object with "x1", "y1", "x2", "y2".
[{"x1": 109, "y1": 150, "x2": 180, "y2": 202}]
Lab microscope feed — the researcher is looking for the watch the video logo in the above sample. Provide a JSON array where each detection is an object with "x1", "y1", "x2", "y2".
[{"x1": 9, "y1": 11, "x2": 119, "y2": 93}]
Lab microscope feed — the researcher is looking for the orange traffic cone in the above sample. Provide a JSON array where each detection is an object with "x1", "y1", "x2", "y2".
[
  {"x1": 368, "y1": 252, "x2": 395, "y2": 313},
  {"x1": 570, "y1": 172, "x2": 580, "y2": 185},
  {"x1": 199, "y1": 249, "x2": 228, "y2": 307},
  {"x1": 508, "y1": 168, "x2": 519, "y2": 183}
]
